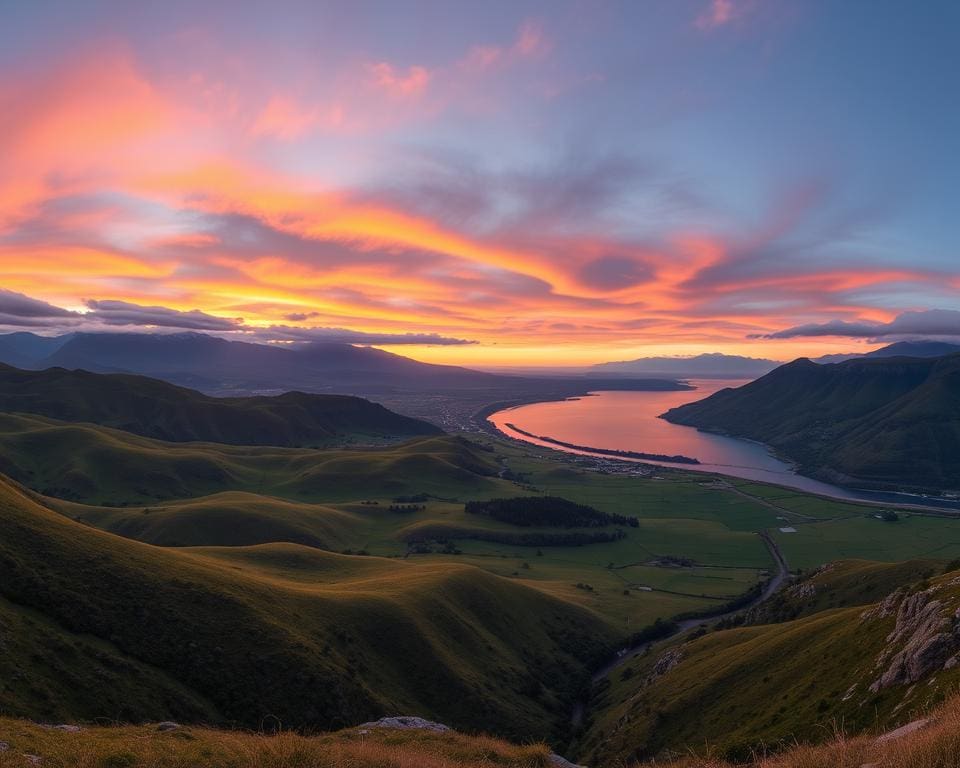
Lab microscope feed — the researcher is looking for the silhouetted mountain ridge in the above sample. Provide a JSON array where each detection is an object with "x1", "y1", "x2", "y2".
[
  {"x1": 0, "y1": 363, "x2": 442, "y2": 446},
  {"x1": 663, "y1": 353, "x2": 960, "y2": 491},
  {"x1": 591, "y1": 352, "x2": 780, "y2": 378}
]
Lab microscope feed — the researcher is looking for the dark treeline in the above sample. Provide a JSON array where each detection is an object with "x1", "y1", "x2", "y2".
[
  {"x1": 403, "y1": 524, "x2": 627, "y2": 548},
  {"x1": 465, "y1": 496, "x2": 639, "y2": 528}
]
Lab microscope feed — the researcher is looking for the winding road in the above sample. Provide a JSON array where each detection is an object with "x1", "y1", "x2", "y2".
[{"x1": 571, "y1": 531, "x2": 790, "y2": 725}]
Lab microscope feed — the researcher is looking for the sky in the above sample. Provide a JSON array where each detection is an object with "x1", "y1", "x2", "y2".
[{"x1": 1, "y1": 0, "x2": 958, "y2": 366}]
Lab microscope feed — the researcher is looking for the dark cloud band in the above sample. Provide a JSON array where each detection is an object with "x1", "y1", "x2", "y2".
[{"x1": 755, "y1": 309, "x2": 960, "y2": 340}]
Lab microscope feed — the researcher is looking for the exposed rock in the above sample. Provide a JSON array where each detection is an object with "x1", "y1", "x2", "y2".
[
  {"x1": 648, "y1": 647, "x2": 684, "y2": 682},
  {"x1": 875, "y1": 717, "x2": 931, "y2": 743},
  {"x1": 357, "y1": 716, "x2": 451, "y2": 733},
  {"x1": 51, "y1": 725, "x2": 81, "y2": 733},
  {"x1": 548, "y1": 754, "x2": 588, "y2": 768},
  {"x1": 24, "y1": 755, "x2": 42, "y2": 765},
  {"x1": 787, "y1": 582, "x2": 816, "y2": 600},
  {"x1": 869, "y1": 589, "x2": 960, "y2": 692},
  {"x1": 156, "y1": 722, "x2": 180, "y2": 732},
  {"x1": 0, "y1": 742, "x2": 8, "y2": 752},
  {"x1": 861, "y1": 588, "x2": 905, "y2": 621}
]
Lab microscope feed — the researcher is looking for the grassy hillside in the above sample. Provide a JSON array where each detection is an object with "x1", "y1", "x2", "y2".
[
  {"x1": 0, "y1": 412, "x2": 502, "y2": 504},
  {"x1": 741, "y1": 558, "x2": 944, "y2": 624},
  {"x1": 0, "y1": 364, "x2": 441, "y2": 446},
  {"x1": 54, "y1": 492, "x2": 361, "y2": 549},
  {"x1": 580, "y1": 559, "x2": 960, "y2": 764},
  {"x1": 663, "y1": 354, "x2": 960, "y2": 491},
  {"x1": 0, "y1": 594, "x2": 219, "y2": 724},
  {"x1": 0, "y1": 474, "x2": 616, "y2": 741}
]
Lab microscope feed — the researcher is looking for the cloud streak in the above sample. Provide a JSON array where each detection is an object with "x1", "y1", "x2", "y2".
[
  {"x1": 757, "y1": 310, "x2": 960, "y2": 340},
  {"x1": 0, "y1": 293, "x2": 475, "y2": 346},
  {"x1": 84, "y1": 299, "x2": 244, "y2": 331}
]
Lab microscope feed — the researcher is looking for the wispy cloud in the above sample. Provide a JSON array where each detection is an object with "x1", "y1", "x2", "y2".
[
  {"x1": 367, "y1": 62, "x2": 431, "y2": 98},
  {"x1": 695, "y1": 0, "x2": 738, "y2": 30},
  {"x1": 84, "y1": 299, "x2": 243, "y2": 331},
  {"x1": 756, "y1": 309, "x2": 960, "y2": 340},
  {"x1": 0, "y1": 292, "x2": 475, "y2": 346}
]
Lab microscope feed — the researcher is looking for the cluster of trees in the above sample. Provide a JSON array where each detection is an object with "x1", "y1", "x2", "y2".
[
  {"x1": 406, "y1": 541, "x2": 462, "y2": 555},
  {"x1": 388, "y1": 504, "x2": 426, "y2": 513},
  {"x1": 465, "y1": 496, "x2": 639, "y2": 529},
  {"x1": 403, "y1": 525, "x2": 627, "y2": 549}
]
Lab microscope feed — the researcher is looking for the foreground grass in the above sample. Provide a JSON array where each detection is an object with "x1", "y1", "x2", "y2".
[
  {"x1": 664, "y1": 690, "x2": 960, "y2": 768},
  {"x1": 0, "y1": 719, "x2": 553, "y2": 768},
  {"x1": 4, "y1": 692, "x2": 960, "y2": 768}
]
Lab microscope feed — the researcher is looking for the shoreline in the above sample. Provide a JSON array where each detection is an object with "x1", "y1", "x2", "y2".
[
  {"x1": 479, "y1": 398, "x2": 960, "y2": 515},
  {"x1": 504, "y1": 422, "x2": 700, "y2": 465}
]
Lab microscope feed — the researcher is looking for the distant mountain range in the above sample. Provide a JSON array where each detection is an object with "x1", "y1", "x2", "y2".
[
  {"x1": 591, "y1": 342, "x2": 960, "y2": 379},
  {"x1": 591, "y1": 353, "x2": 780, "y2": 379},
  {"x1": 0, "y1": 331, "x2": 502, "y2": 393},
  {"x1": 663, "y1": 352, "x2": 960, "y2": 491},
  {"x1": 813, "y1": 340, "x2": 960, "y2": 364},
  {"x1": 0, "y1": 364, "x2": 441, "y2": 446},
  {"x1": 0, "y1": 332, "x2": 691, "y2": 402}
]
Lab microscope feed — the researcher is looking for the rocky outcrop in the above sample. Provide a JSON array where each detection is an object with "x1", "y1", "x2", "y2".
[
  {"x1": 875, "y1": 717, "x2": 931, "y2": 744},
  {"x1": 786, "y1": 582, "x2": 816, "y2": 600},
  {"x1": 861, "y1": 588, "x2": 905, "y2": 621},
  {"x1": 868, "y1": 588, "x2": 960, "y2": 692},
  {"x1": 648, "y1": 647, "x2": 684, "y2": 681},
  {"x1": 548, "y1": 754, "x2": 588, "y2": 768},
  {"x1": 357, "y1": 716, "x2": 451, "y2": 733}
]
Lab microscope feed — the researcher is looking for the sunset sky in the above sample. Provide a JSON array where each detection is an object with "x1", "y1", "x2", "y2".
[{"x1": 1, "y1": 0, "x2": 958, "y2": 366}]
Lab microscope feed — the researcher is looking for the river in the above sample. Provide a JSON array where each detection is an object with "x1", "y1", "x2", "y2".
[{"x1": 487, "y1": 380, "x2": 960, "y2": 511}]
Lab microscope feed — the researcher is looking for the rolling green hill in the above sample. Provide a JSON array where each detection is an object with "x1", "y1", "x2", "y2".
[
  {"x1": 663, "y1": 353, "x2": 960, "y2": 491},
  {"x1": 53, "y1": 492, "x2": 361, "y2": 549},
  {"x1": 580, "y1": 558, "x2": 960, "y2": 764},
  {"x1": 0, "y1": 473, "x2": 616, "y2": 741},
  {"x1": 0, "y1": 412, "x2": 502, "y2": 504},
  {"x1": 0, "y1": 363, "x2": 441, "y2": 446}
]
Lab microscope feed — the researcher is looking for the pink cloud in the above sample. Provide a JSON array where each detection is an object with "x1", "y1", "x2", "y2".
[
  {"x1": 367, "y1": 62, "x2": 431, "y2": 98},
  {"x1": 249, "y1": 95, "x2": 345, "y2": 140},
  {"x1": 514, "y1": 21, "x2": 549, "y2": 57},
  {"x1": 460, "y1": 45, "x2": 503, "y2": 73},
  {"x1": 457, "y1": 20, "x2": 549, "y2": 74},
  {"x1": 696, "y1": 0, "x2": 737, "y2": 30}
]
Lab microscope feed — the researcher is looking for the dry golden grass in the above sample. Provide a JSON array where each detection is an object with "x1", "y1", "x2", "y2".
[
  {"x1": 659, "y1": 691, "x2": 960, "y2": 768},
  {"x1": 0, "y1": 720, "x2": 554, "y2": 768},
  {"x1": 7, "y1": 695, "x2": 960, "y2": 768}
]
